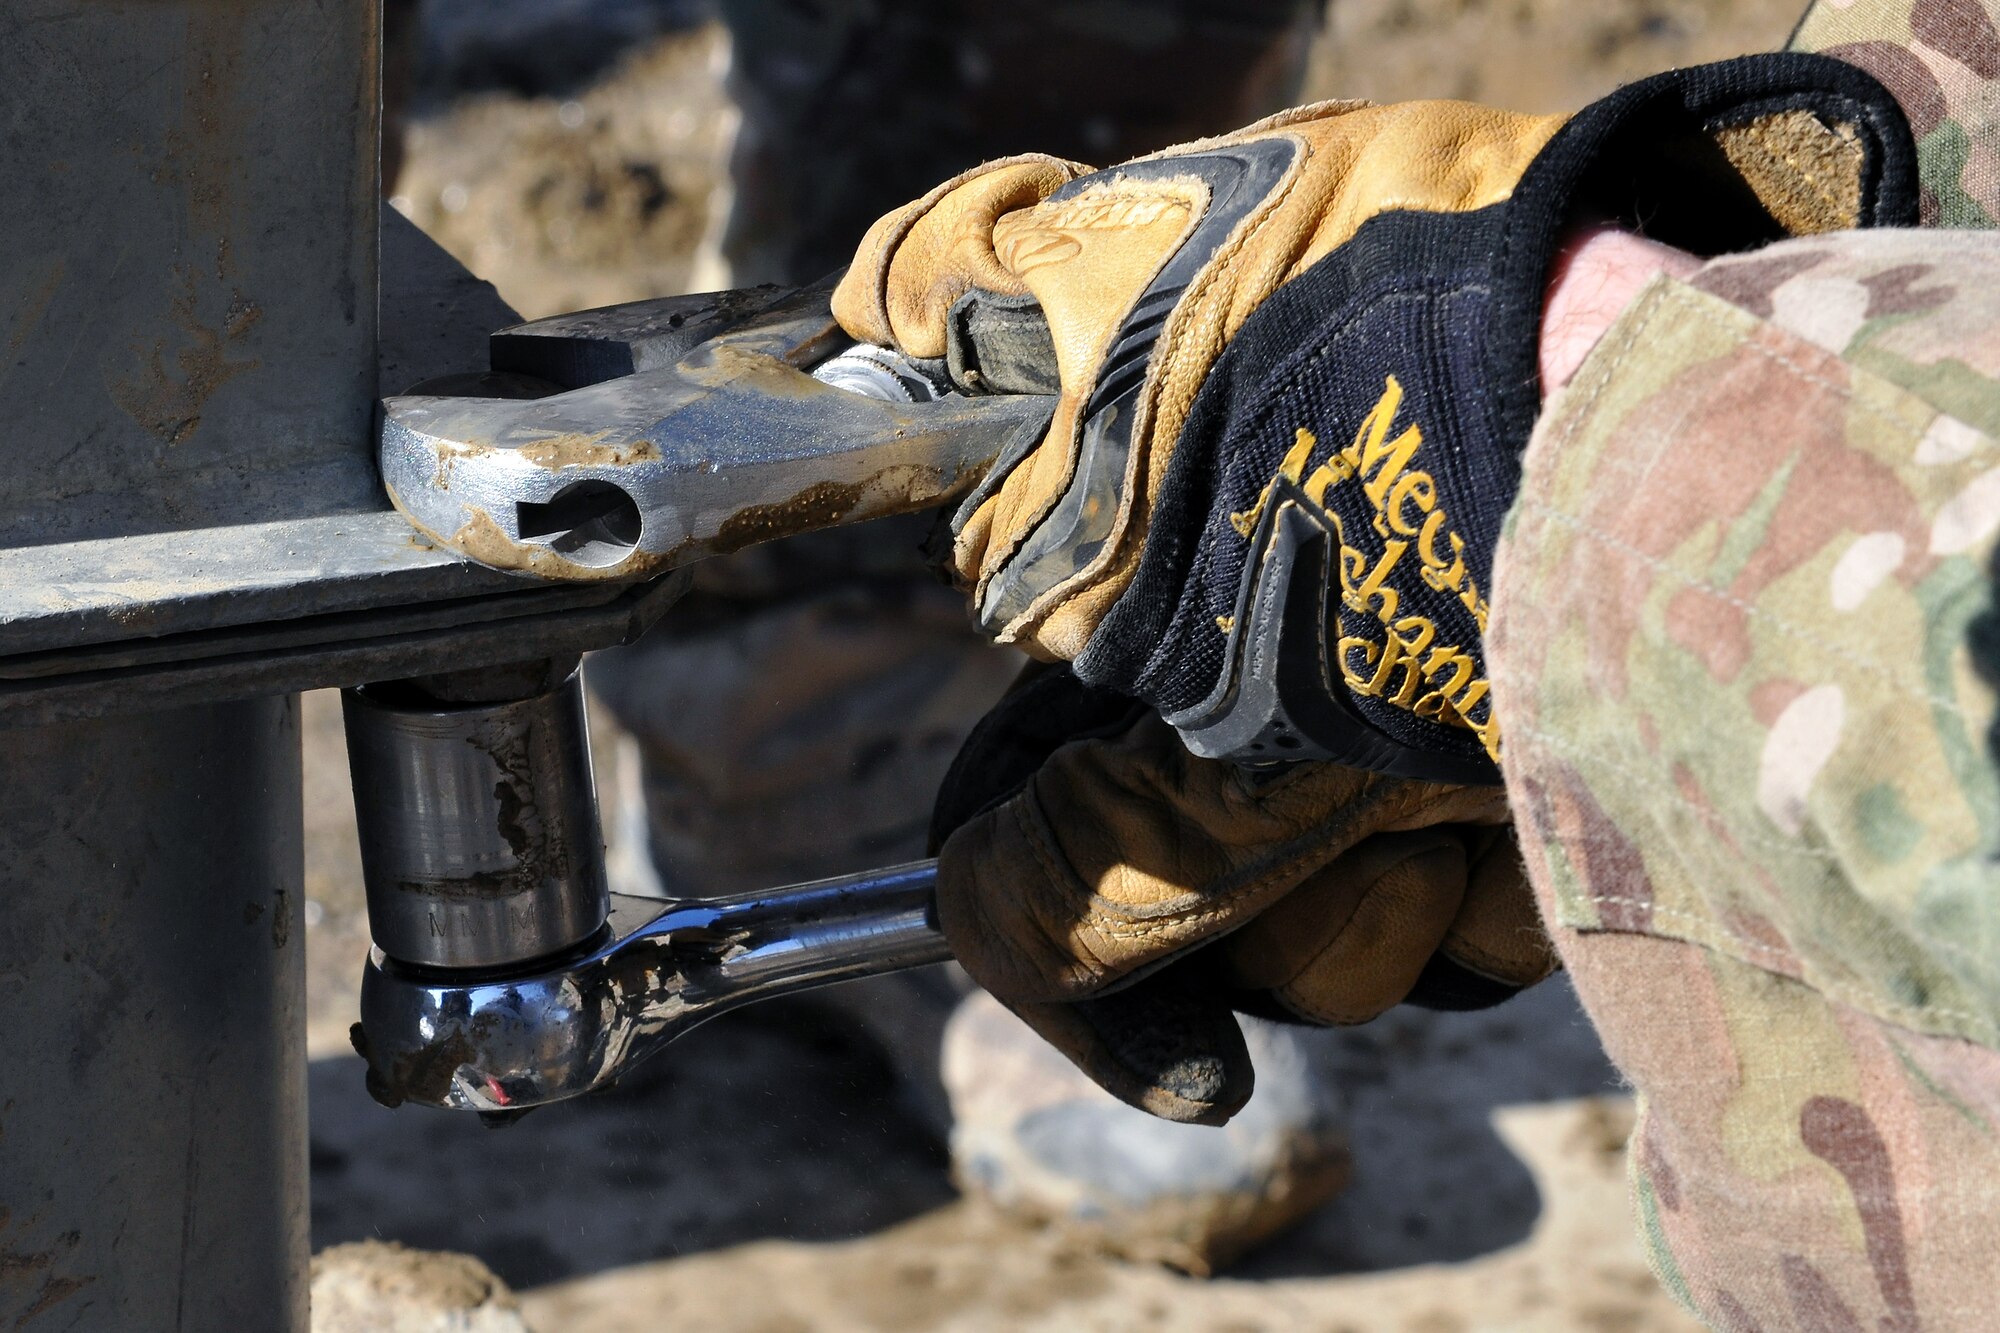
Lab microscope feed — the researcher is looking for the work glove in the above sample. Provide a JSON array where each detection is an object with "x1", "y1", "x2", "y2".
[
  {"x1": 928, "y1": 662, "x2": 1549, "y2": 1123},
  {"x1": 837, "y1": 56, "x2": 1920, "y2": 1122}
]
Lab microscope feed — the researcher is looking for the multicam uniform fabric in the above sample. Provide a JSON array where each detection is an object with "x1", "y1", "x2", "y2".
[
  {"x1": 1478, "y1": 7, "x2": 2000, "y2": 1325},
  {"x1": 1792, "y1": 0, "x2": 2000, "y2": 229},
  {"x1": 1491, "y1": 229, "x2": 2000, "y2": 1327}
]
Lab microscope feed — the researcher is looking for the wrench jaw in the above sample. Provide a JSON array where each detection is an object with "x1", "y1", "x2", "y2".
[
  {"x1": 378, "y1": 281, "x2": 1056, "y2": 583},
  {"x1": 354, "y1": 863, "x2": 951, "y2": 1114}
]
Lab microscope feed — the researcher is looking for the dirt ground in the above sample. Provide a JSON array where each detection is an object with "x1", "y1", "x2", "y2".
[{"x1": 307, "y1": 2, "x2": 1812, "y2": 1327}]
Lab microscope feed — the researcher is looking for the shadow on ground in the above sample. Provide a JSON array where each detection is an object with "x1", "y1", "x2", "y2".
[
  {"x1": 311, "y1": 972, "x2": 1619, "y2": 1290},
  {"x1": 1243, "y1": 974, "x2": 1622, "y2": 1279},
  {"x1": 311, "y1": 1002, "x2": 953, "y2": 1289}
]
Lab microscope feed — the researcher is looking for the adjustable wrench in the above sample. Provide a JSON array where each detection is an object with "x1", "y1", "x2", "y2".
[{"x1": 378, "y1": 274, "x2": 1053, "y2": 581}]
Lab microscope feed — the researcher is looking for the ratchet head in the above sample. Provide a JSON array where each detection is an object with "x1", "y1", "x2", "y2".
[
  {"x1": 353, "y1": 862, "x2": 949, "y2": 1113},
  {"x1": 378, "y1": 277, "x2": 1054, "y2": 581}
]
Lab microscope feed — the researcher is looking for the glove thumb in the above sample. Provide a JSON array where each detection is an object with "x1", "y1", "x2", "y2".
[{"x1": 1004, "y1": 959, "x2": 1255, "y2": 1126}]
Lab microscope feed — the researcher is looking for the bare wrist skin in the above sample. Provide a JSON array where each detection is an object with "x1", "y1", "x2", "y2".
[{"x1": 1540, "y1": 223, "x2": 1703, "y2": 396}]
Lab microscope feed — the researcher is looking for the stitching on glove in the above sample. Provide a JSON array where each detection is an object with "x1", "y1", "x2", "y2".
[
  {"x1": 1267, "y1": 893, "x2": 1411, "y2": 1024},
  {"x1": 1077, "y1": 811, "x2": 1365, "y2": 941},
  {"x1": 1275, "y1": 989, "x2": 1379, "y2": 1026},
  {"x1": 858, "y1": 173, "x2": 966, "y2": 330},
  {"x1": 1013, "y1": 783, "x2": 1118, "y2": 990},
  {"x1": 1138, "y1": 98, "x2": 1372, "y2": 157},
  {"x1": 1075, "y1": 780, "x2": 1490, "y2": 942},
  {"x1": 1442, "y1": 931, "x2": 1552, "y2": 983}
]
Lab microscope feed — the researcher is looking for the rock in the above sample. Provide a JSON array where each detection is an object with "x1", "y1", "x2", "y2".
[
  {"x1": 941, "y1": 991, "x2": 1351, "y2": 1276},
  {"x1": 311, "y1": 1240, "x2": 533, "y2": 1333}
]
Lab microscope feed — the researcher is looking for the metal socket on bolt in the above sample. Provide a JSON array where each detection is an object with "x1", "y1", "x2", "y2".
[{"x1": 342, "y1": 671, "x2": 609, "y2": 970}]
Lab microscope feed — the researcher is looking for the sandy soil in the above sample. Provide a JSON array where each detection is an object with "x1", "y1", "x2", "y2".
[
  {"x1": 519, "y1": 1100, "x2": 1690, "y2": 1333},
  {"x1": 306, "y1": 4, "x2": 1812, "y2": 1327},
  {"x1": 1307, "y1": 0, "x2": 1809, "y2": 110},
  {"x1": 391, "y1": 24, "x2": 735, "y2": 321}
]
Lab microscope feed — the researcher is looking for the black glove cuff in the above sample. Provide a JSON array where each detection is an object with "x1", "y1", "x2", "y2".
[{"x1": 1079, "y1": 53, "x2": 1919, "y2": 782}]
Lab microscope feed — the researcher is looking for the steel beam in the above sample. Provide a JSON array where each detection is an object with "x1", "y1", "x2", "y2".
[
  {"x1": 0, "y1": 7, "x2": 691, "y2": 1326},
  {"x1": 0, "y1": 4, "x2": 379, "y2": 1329},
  {"x1": 0, "y1": 698, "x2": 307, "y2": 1330}
]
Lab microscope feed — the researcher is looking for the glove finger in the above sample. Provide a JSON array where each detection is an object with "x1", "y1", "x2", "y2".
[
  {"x1": 1217, "y1": 828, "x2": 1468, "y2": 1026},
  {"x1": 831, "y1": 155, "x2": 1088, "y2": 358},
  {"x1": 937, "y1": 711, "x2": 1509, "y2": 1008},
  {"x1": 1433, "y1": 825, "x2": 1559, "y2": 993},
  {"x1": 939, "y1": 718, "x2": 1363, "y2": 1006},
  {"x1": 1000, "y1": 962, "x2": 1254, "y2": 1127}
]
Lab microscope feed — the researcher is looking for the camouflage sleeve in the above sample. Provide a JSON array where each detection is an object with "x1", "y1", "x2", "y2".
[
  {"x1": 1489, "y1": 230, "x2": 2000, "y2": 1329},
  {"x1": 1791, "y1": 0, "x2": 2000, "y2": 227}
]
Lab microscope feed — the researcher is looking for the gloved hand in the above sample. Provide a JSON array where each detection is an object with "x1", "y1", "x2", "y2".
[
  {"x1": 929, "y1": 663, "x2": 1553, "y2": 1124},
  {"x1": 839, "y1": 56, "x2": 1919, "y2": 1122},
  {"x1": 837, "y1": 54, "x2": 1917, "y2": 777}
]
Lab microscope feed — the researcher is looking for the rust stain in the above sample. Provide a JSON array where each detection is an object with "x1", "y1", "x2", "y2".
[
  {"x1": 104, "y1": 604, "x2": 161, "y2": 631},
  {"x1": 4, "y1": 260, "x2": 65, "y2": 366},
  {"x1": 512, "y1": 432, "x2": 661, "y2": 470},
  {"x1": 438, "y1": 508, "x2": 669, "y2": 583},
  {"x1": 165, "y1": 32, "x2": 245, "y2": 242},
  {"x1": 390, "y1": 459, "x2": 962, "y2": 583},
  {"x1": 106, "y1": 265, "x2": 262, "y2": 445},
  {"x1": 0, "y1": 1227, "x2": 95, "y2": 1326},
  {"x1": 713, "y1": 478, "x2": 870, "y2": 552},
  {"x1": 713, "y1": 464, "x2": 951, "y2": 554},
  {"x1": 433, "y1": 432, "x2": 662, "y2": 472},
  {"x1": 684, "y1": 343, "x2": 847, "y2": 397}
]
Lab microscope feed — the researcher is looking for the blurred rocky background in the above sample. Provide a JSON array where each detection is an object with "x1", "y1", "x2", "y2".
[{"x1": 308, "y1": 1, "x2": 1803, "y2": 1328}]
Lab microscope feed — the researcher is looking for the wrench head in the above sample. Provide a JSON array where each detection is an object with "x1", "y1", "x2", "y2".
[{"x1": 379, "y1": 277, "x2": 1054, "y2": 582}]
